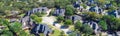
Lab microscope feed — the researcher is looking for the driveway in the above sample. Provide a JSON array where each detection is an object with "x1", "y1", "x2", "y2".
[
  {"x1": 41, "y1": 9, "x2": 70, "y2": 35},
  {"x1": 42, "y1": 16, "x2": 56, "y2": 25}
]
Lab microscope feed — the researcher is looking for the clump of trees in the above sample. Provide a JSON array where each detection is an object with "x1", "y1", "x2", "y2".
[
  {"x1": 57, "y1": 16, "x2": 64, "y2": 22},
  {"x1": 65, "y1": 5, "x2": 75, "y2": 16},
  {"x1": 0, "y1": 19, "x2": 34, "y2": 36},
  {"x1": 59, "y1": 31, "x2": 66, "y2": 36},
  {"x1": 74, "y1": 21, "x2": 94, "y2": 35},
  {"x1": 82, "y1": 12, "x2": 120, "y2": 31},
  {"x1": 82, "y1": 12, "x2": 102, "y2": 21},
  {"x1": 74, "y1": 21, "x2": 82, "y2": 30},
  {"x1": 98, "y1": 20, "x2": 107, "y2": 31},
  {"x1": 81, "y1": 24, "x2": 94, "y2": 34},
  {"x1": 102, "y1": 15, "x2": 120, "y2": 31},
  {"x1": 64, "y1": 19, "x2": 72, "y2": 26}
]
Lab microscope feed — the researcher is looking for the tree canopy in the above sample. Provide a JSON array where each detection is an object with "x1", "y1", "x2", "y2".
[
  {"x1": 57, "y1": 16, "x2": 64, "y2": 22},
  {"x1": 64, "y1": 19, "x2": 72, "y2": 26},
  {"x1": 65, "y1": 5, "x2": 75, "y2": 16},
  {"x1": 75, "y1": 21, "x2": 82, "y2": 30},
  {"x1": 81, "y1": 24, "x2": 93, "y2": 34},
  {"x1": 98, "y1": 20, "x2": 107, "y2": 31}
]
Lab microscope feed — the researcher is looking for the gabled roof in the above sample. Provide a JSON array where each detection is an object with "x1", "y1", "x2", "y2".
[
  {"x1": 86, "y1": 21, "x2": 99, "y2": 33},
  {"x1": 104, "y1": 3, "x2": 112, "y2": 8},
  {"x1": 32, "y1": 7, "x2": 48, "y2": 13},
  {"x1": 89, "y1": 6, "x2": 96, "y2": 12},
  {"x1": 53, "y1": 8, "x2": 65, "y2": 16},
  {"x1": 71, "y1": 15, "x2": 81, "y2": 21},
  {"x1": 73, "y1": 1, "x2": 80, "y2": 8},
  {"x1": 86, "y1": 0, "x2": 96, "y2": 6},
  {"x1": 89, "y1": 6, "x2": 103, "y2": 14},
  {"x1": 107, "y1": 10, "x2": 118, "y2": 17},
  {"x1": 23, "y1": 7, "x2": 48, "y2": 17},
  {"x1": 117, "y1": 9, "x2": 120, "y2": 15},
  {"x1": 20, "y1": 16, "x2": 33, "y2": 29},
  {"x1": 31, "y1": 24, "x2": 52, "y2": 36}
]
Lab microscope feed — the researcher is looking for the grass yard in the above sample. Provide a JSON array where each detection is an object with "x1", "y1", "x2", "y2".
[{"x1": 50, "y1": 29, "x2": 61, "y2": 36}]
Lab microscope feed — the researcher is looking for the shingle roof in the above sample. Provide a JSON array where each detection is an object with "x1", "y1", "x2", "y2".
[
  {"x1": 31, "y1": 24, "x2": 52, "y2": 36},
  {"x1": 89, "y1": 6, "x2": 103, "y2": 14},
  {"x1": 107, "y1": 10, "x2": 119, "y2": 17},
  {"x1": 73, "y1": 1, "x2": 80, "y2": 8},
  {"x1": 71, "y1": 15, "x2": 81, "y2": 21},
  {"x1": 53, "y1": 8, "x2": 65, "y2": 16}
]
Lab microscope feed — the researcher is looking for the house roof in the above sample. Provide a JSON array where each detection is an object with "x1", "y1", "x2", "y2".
[
  {"x1": 20, "y1": 16, "x2": 33, "y2": 29},
  {"x1": 32, "y1": 7, "x2": 48, "y2": 13},
  {"x1": 31, "y1": 24, "x2": 52, "y2": 36},
  {"x1": 83, "y1": 21, "x2": 99, "y2": 31},
  {"x1": 24, "y1": 7, "x2": 48, "y2": 16},
  {"x1": 104, "y1": 3, "x2": 112, "y2": 8},
  {"x1": 86, "y1": 0, "x2": 96, "y2": 6},
  {"x1": 89, "y1": 6, "x2": 103, "y2": 14},
  {"x1": 71, "y1": 15, "x2": 81, "y2": 21},
  {"x1": 53, "y1": 8, "x2": 65, "y2": 16},
  {"x1": 107, "y1": 10, "x2": 118, "y2": 17},
  {"x1": 89, "y1": 6, "x2": 96, "y2": 12},
  {"x1": 73, "y1": 1, "x2": 80, "y2": 8},
  {"x1": 117, "y1": 8, "x2": 120, "y2": 15}
]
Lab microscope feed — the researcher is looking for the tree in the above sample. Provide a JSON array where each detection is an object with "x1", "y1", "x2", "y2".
[
  {"x1": 0, "y1": 19, "x2": 35, "y2": 36},
  {"x1": 55, "y1": 0, "x2": 70, "y2": 8},
  {"x1": 69, "y1": 0, "x2": 77, "y2": 4},
  {"x1": 96, "y1": 0, "x2": 106, "y2": 5},
  {"x1": 0, "y1": 19, "x2": 18, "y2": 36},
  {"x1": 18, "y1": 30, "x2": 35, "y2": 36},
  {"x1": 9, "y1": 22, "x2": 22, "y2": 33},
  {"x1": 82, "y1": 12, "x2": 102, "y2": 21},
  {"x1": 81, "y1": 4, "x2": 87, "y2": 9},
  {"x1": 44, "y1": 1, "x2": 55, "y2": 8},
  {"x1": 30, "y1": 14, "x2": 38, "y2": 19},
  {"x1": 64, "y1": 19, "x2": 72, "y2": 26},
  {"x1": 81, "y1": 24, "x2": 93, "y2": 34},
  {"x1": 65, "y1": 5, "x2": 75, "y2": 16},
  {"x1": 98, "y1": 20, "x2": 107, "y2": 31},
  {"x1": 1, "y1": 30, "x2": 13, "y2": 36},
  {"x1": 102, "y1": 15, "x2": 120, "y2": 31},
  {"x1": 57, "y1": 16, "x2": 64, "y2": 22},
  {"x1": 59, "y1": 31, "x2": 66, "y2": 36},
  {"x1": 116, "y1": 19, "x2": 120, "y2": 30},
  {"x1": 75, "y1": 21, "x2": 82, "y2": 30},
  {"x1": 69, "y1": 31, "x2": 79, "y2": 36}
]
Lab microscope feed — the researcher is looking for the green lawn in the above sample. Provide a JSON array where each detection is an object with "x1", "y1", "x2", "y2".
[{"x1": 51, "y1": 29, "x2": 61, "y2": 36}]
